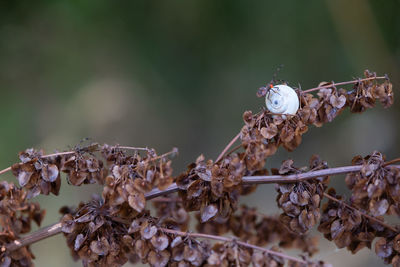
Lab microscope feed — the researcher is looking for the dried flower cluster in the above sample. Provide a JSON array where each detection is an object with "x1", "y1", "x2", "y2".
[
  {"x1": 61, "y1": 145, "x2": 106, "y2": 186},
  {"x1": 375, "y1": 234, "x2": 400, "y2": 265},
  {"x1": 0, "y1": 71, "x2": 397, "y2": 266},
  {"x1": 60, "y1": 197, "x2": 133, "y2": 266},
  {"x1": 152, "y1": 197, "x2": 190, "y2": 231},
  {"x1": 11, "y1": 148, "x2": 62, "y2": 198},
  {"x1": 0, "y1": 181, "x2": 45, "y2": 266},
  {"x1": 318, "y1": 151, "x2": 400, "y2": 265},
  {"x1": 346, "y1": 151, "x2": 400, "y2": 217},
  {"x1": 318, "y1": 188, "x2": 388, "y2": 254},
  {"x1": 61, "y1": 197, "x2": 325, "y2": 267},
  {"x1": 176, "y1": 153, "x2": 254, "y2": 224},
  {"x1": 347, "y1": 70, "x2": 393, "y2": 112},
  {"x1": 101, "y1": 145, "x2": 175, "y2": 215},
  {"x1": 197, "y1": 205, "x2": 319, "y2": 256},
  {"x1": 274, "y1": 155, "x2": 329, "y2": 234}
]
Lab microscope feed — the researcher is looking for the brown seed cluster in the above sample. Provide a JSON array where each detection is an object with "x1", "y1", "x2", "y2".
[
  {"x1": 176, "y1": 153, "x2": 251, "y2": 223},
  {"x1": 318, "y1": 188, "x2": 390, "y2": 254},
  {"x1": 207, "y1": 242, "x2": 330, "y2": 267},
  {"x1": 346, "y1": 151, "x2": 400, "y2": 217},
  {"x1": 208, "y1": 243, "x2": 328, "y2": 267},
  {"x1": 152, "y1": 196, "x2": 190, "y2": 231},
  {"x1": 375, "y1": 234, "x2": 400, "y2": 265},
  {"x1": 60, "y1": 198, "x2": 211, "y2": 267},
  {"x1": 348, "y1": 70, "x2": 393, "y2": 112},
  {"x1": 275, "y1": 155, "x2": 329, "y2": 234},
  {"x1": 60, "y1": 195, "x2": 324, "y2": 267},
  {"x1": 11, "y1": 148, "x2": 62, "y2": 198},
  {"x1": 61, "y1": 148, "x2": 106, "y2": 186},
  {"x1": 197, "y1": 205, "x2": 319, "y2": 256},
  {"x1": 60, "y1": 197, "x2": 133, "y2": 267},
  {"x1": 102, "y1": 145, "x2": 175, "y2": 214},
  {"x1": 207, "y1": 242, "x2": 251, "y2": 266},
  {"x1": 0, "y1": 181, "x2": 45, "y2": 267}
]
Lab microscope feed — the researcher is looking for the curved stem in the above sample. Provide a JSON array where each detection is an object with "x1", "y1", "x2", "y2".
[
  {"x1": 216, "y1": 132, "x2": 241, "y2": 163},
  {"x1": 0, "y1": 167, "x2": 11, "y2": 176}
]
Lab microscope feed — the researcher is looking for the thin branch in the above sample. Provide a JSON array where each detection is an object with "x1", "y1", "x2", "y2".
[
  {"x1": 0, "y1": 167, "x2": 11, "y2": 176},
  {"x1": 242, "y1": 165, "x2": 366, "y2": 184},
  {"x1": 322, "y1": 193, "x2": 397, "y2": 233},
  {"x1": 151, "y1": 197, "x2": 182, "y2": 202},
  {"x1": 383, "y1": 158, "x2": 400, "y2": 167},
  {"x1": 144, "y1": 165, "x2": 367, "y2": 200},
  {"x1": 4, "y1": 223, "x2": 62, "y2": 252},
  {"x1": 149, "y1": 147, "x2": 179, "y2": 162},
  {"x1": 145, "y1": 184, "x2": 179, "y2": 199},
  {"x1": 117, "y1": 146, "x2": 149, "y2": 151},
  {"x1": 41, "y1": 151, "x2": 75, "y2": 158},
  {"x1": 216, "y1": 132, "x2": 241, "y2": 163},
  {"x1": 224, "y1": 143, "x2": 244, "y2": 158},
  {"x1": 302, "y1": 76, "x2": 386, "y2": 93},
  {"x1": 160, "y1": 228, "x2": 307, "y2": 265}
]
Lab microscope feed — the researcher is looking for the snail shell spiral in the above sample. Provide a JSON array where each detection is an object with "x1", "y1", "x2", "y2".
[{"x1": 265, "y1": 84, "x2": 299, "y2": 115}]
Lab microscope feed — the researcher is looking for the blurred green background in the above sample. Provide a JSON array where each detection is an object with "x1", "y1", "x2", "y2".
[{"x1": 0, "y1": 0, "x2": 399, "y2": 266}]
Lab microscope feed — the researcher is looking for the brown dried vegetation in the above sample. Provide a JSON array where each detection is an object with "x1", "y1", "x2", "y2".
[
  {"x1": 0, "y1": 181, "x2": 45, "y2": 266},
  {"x1": 0, "y1": 71, "x2": 397, "y2": 266},
  {"x1": 275, "y1": 155, "x2": 329, "y2": 234}
]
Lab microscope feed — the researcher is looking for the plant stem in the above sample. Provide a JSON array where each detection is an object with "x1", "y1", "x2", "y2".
[
  {"x1": 160, "y1": 228, "x2": 307, "y2": 264},
  {"x1": 152, "y1": 197, "x2": 182, "y2": 202},
  {"x1": 383, "y1": 158, "x2": 400, "y2": 167},
  {"x1": 0, "y1": 167, "x2": 11, "y2": 176},
  {"x1": 302, "y1": 76, "x2": 386, "y2": 93},
  {"x1": 117, "y1": 146, "x2": 149, "y2": 151},
  {"x1": 4, "y1": 223, "x2": 62, "y2": 252},
  {"x1": 41, "y1": 151, "x2": 75, "y2": 158},
  {"x1": 216, "y1": 132, "x2": 241, "y2": 163}
]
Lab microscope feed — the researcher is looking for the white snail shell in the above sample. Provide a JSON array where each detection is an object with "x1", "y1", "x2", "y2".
[{"x1": 265, "y1": 84, "x2": 299, "y2": 115}]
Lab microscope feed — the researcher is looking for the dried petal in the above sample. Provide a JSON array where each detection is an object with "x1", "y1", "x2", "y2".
[
  {"x1": 128, "y1": 191, "x2": 146, "y2": 212},
  {"x1": 201, "y1": 204, "x2": 218, "y2": 222}
]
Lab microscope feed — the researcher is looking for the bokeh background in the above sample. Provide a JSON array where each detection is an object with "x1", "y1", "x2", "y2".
[{"x1": 0, "y1": 1, "x2": 399, "y2": 266}]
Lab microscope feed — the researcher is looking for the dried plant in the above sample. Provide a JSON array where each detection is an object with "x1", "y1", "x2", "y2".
[{"x1": 0, "y1": 70, "x2": 397, "y2": 266}]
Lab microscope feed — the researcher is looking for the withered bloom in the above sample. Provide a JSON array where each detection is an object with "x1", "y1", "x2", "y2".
[
  {"x1": 11, "y1": 148, "x2": 62, "y2": 198},
  {"x1": 275, "y1": 156, "x2": 329, "y2": 234},
  {"x1": 0, "y1": 181, "x2": 45, "y2": 266}
]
